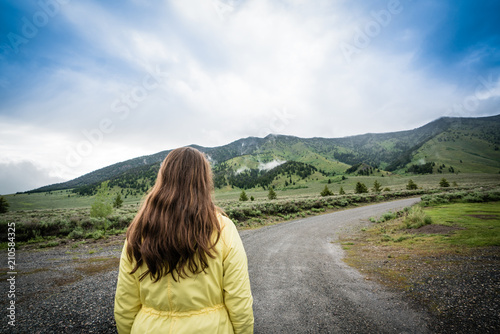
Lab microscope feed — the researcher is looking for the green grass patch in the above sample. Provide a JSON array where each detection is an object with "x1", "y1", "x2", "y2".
[{"x1": 424, "y1": 202, "x2": 500, "y2": 247}]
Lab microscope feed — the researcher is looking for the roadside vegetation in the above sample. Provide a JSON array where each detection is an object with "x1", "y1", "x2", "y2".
[
  {"x1": 340, "y1": 187, "x2": 500, "y2": 332},
  {"x1": 1, "y1": 172, "x2": 499, "y2": 248}
]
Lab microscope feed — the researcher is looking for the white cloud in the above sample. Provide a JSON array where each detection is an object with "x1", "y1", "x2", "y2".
[
  {"x1": 1, "y1": 0, "x2": 498, "y2": 193},
  {"x1": 0, "y1": 161, "x2": 65, "y2": 195}
]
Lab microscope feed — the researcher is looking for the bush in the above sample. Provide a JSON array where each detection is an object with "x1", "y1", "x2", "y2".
[
  {"x1": 68, "y1": 228, "x2": 85, "y2": 240},
  {"x1": 268, "y1": 187, "x2": 277, "y2": 200},
  {"x1": 405, "y1": 206, "x2": 432, "y2": 229},
  {"x1": 373, "y1": 180, "x2": 382, "y2": 193},
  {"x1": 0, "y1": 196, "x2": 9, "y2": 214},
  {"x1": 226, "y1": 208, "x2": 247, "y2": 222},
  {"x1": 380, "y1": 211, "x2": 396, "y2": 222},
  {"x1": 108, "y1": 215, "x2": 132, "y2": 229},
  {"x1": 90, "y1": 181, "x2": 113, "y2": 218},
  {"x1": 320, "y1": 185, "x2": 333, "y2": 197},
  {"x1": 355, "y1": 182, "x2": 368, "y2": 194},
  {"x1": 113, "y1": 194, "x2": 124, "y2": 208},
  {"x1": 91, "y1": 230, "x2": 104, "y2": 240},
  {"x1": 406, "y1": 179, "x2": 418, "y2": 190},
  {"x1": 439, "y1": 178, "x2": 450, "y2": 187},
  {"x1": 88, "y1": 217, "x2": 107, "y2": 230},
  {"x1": 421, "y1": 189, "x2": 500, "y2": 206},
  {"x1": 462, "y1": 193, "x2": 484, "y2": 203},
  {"x1": 239, "y1": 191, "x2": 249, "y2": 201}
]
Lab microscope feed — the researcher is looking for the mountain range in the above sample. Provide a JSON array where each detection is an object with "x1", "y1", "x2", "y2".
[{"x1": 32, "y1": 114, "x2": 500, "y2": 193}]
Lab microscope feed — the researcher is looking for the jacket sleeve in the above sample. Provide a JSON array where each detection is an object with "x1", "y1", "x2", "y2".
[
  {"x1": 114, "y1": 241, "x2": 142, "y2": 334},
  {"x1": 222, "y1": 218, "x2": 254, "y2": 334}
]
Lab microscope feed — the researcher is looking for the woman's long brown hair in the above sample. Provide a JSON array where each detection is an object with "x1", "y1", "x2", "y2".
[{"x1": 126, "y1": 147, "x2": 221, "y2": 282}]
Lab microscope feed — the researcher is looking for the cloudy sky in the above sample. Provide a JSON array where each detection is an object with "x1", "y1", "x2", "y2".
[{"x1": 1, "y1": 0, "x2": 499, "y2": 194}]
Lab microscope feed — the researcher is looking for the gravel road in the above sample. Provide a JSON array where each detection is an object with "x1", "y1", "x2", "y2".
[
  {"x1": 241, "y1": 197, "x2": 429, "y2": 333},
  {"x1": 0, "y1": 198, "x2": 430, "y2": 333}
]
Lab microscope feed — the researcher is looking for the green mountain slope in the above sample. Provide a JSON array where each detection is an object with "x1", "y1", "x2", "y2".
[
  {"x1": 30, "y1": 114, "x2": 500, "y2": 194},
  {"x1": 409, "y1": 116, "x2": 500, "y2": 173}
]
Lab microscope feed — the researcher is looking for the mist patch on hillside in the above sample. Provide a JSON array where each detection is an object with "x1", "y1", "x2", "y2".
[
  {"x1": 259, "y1": 159, "x2": 286, "y2": 171},
  {"x1": 235, "y1": 166, "x2": 250, "y2": 175}
]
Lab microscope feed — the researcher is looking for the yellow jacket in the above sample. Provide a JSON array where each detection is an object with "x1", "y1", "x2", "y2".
[{"x1": 114, "y1": 215, "x2": 254, "y2": 334}]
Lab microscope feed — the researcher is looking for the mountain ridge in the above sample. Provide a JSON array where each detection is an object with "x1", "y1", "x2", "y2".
[{"x1": 30, "y1": 114, "x2": 500, "y2": 193}]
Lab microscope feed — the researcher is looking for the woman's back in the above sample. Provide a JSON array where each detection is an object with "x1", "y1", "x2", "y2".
[{"x1": 115, "y1": 214, "x2": 253, "y2": 333}]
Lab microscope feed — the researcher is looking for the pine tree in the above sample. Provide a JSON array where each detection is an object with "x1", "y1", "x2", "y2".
[
  {"x1": 373, "y1": 180, "x2": 382, "y2": 193},
  {"x1": 320, "y1": 185, "x2": 333, "y2": 197},
  {"x1": 239, "y1": 190, "x2": 249, "y2": 201},
  {"x1": 439, "y1": 178, "x2": 450, "y2": 188},
  {"x1": 268, "y1": 187, "x2": 277, "y2": 200},
  {"x1": 355, "y1": 182, "x2": 368, "y2": 194},
  {"x1": 406, "y1": 179, "x2": 418, "y2": 190},
  {"x1": 0, "y1": 196, "x2": 9, "y2": 214},
  {"x1": 339, "y1": 186, "x2": 346, "y2": 195},
  {"x1": 113, "y1": 194, "x2": 124, "y2": 208}
]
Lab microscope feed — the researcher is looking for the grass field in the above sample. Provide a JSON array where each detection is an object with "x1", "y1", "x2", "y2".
[
  {"x1": 424, "y1": 202, "x2": 500, "y2": 247},
  {"x1": 3, "y1": 173, "x2": 500, "y2": 211},
  {"x1": 343, "y1": 201, "x2": 500, "y2": 251}
]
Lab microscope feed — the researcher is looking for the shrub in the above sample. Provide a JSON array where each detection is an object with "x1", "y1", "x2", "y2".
[
  {"x1": 406, "y1": 179, "x2": 418, "y2": 190},
  {"x1": 439, "y1": 178, "x2": 450, "y2": 187},
  {"x1": 320, "y1": 185, "x2": 333, "y2": 197},
  {"x1": 90, "y1": 181, "x2": 113, "y2": 218},
  {"x1": 462, "y1": 193, "x2": 484, "y2": 203},
  {"x1": 268, "y1": 187, "x2": 277, "y2": 200},
  {"x1": 89, "y1": 217, "x2": 107, "y2": 230},
  {"x1": 0, "y1": 196, "x2": 9, "y2": 214},
  {"x1": 373, "y1": 180, "x2": 382, "y2": 193},
  {"x1": 68, "y1": 228, "x2": 85, "y2": 240},
  {"x1": 355, "y1": 182, "x2": 368, "y2": 194},
  {"x1": 239, "y1": 191, "x2": 249, "y2": 201},
  {"x1": 113, "y1": 194, "x2": 124, "y2": 208},
  {"x1": 339, "y1": 187, "x2": 346, "y2": 195},
  {"x1": 226, "y1": 209, "x2": 246, "y2": 222},
  {"x1": 405, "y1": 206, "x2": 432, "y2": 229},
  {"x1": 92, "y1": 230, "x2": 104, "y2": 240},
  {"x1": 380, "y1": 211, "x2": 396, "y2": 222},
  {"x1": 111, "y1": 215, "x2": 133, "y2": 229}
]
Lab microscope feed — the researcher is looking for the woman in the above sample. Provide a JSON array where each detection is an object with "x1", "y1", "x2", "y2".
[{"x1": 114, "y1": 147, "x2": 254, "y2": 333}]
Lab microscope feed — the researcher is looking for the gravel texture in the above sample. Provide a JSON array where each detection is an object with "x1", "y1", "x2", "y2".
[
  {"x1": 0, "y1": 236, "x2": 123, "y2": 333},
  {"x1": 403, "y1": 248, "x2": 499, "y2": 333}
]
